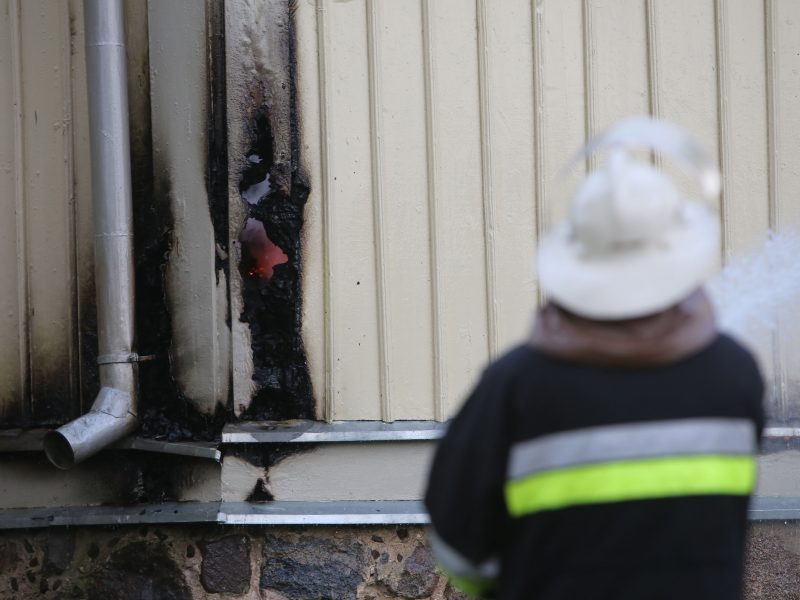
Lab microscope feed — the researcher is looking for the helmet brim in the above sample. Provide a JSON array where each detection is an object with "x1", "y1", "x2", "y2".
[{"x1": 538, "y1": 202, "x2": 720, "y2": 320}]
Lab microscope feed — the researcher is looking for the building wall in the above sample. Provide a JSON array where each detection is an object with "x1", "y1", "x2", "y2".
[
  {"x1": 1, "y1": 0, "x2": 800, "y2": 507},
  {"x1": 2, "y1": 1, "x2": 800, "y2": 427}
]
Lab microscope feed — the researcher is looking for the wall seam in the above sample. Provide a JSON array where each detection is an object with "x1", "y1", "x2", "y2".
[
  {"x1": 366, "y1": 0, "x2": 392, "y2": 422},
  {"x1": 315, "y1": 0, "x2": 335, "y2": 422},
  {"x1": 10, "y1": 0, "x2": 31, "y2": 424},
  {"x1": 645, "y1": 0, "x2": 662, "y2": 170},
  {"x1": 531, "y1": 0, "x2": 546, "y2": 308},
  {"x1": 764, "y1": 0, "x2": 787, "y2": 419},
  {"x1": 581, "y1": 0, "x2": 596, "y2": 171},
  {"x1": 60, "y1": 0, "x2": 79, "y2": 418},
  {"x1": 475, "y1": 0, "x2": 498, "y2": 359},
  {"x1": 421, "y1": 0, "x2": 446, "y2": 421},
  {"x1": 714, "y1": 0, "x2": 731, "y2": 260}
]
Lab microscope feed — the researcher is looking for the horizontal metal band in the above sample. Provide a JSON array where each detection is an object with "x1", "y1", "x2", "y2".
[
  {"x1": 223, "y1": 420, "x2": 447, "y2": 443},
  {"x1": 0, "y1": 501, "x2": 430, "y2": 529},
  {"x1": 1, "y1": 495, "x2": 795, "y2": 529},
  {"x1": 506, "y1": 454, "x2": 756, "y2": 517},
  {"x1": 509, "y1": 418, "x2": 756, "y2": 480}
]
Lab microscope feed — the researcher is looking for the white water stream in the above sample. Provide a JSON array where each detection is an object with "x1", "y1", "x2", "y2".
[{"x1": 708, "y1": 231, "x2": 800, "y2": 346}]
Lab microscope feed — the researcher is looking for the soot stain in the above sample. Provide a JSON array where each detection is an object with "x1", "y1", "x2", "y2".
[
  {"x1": 206, "y1": 0, "x2": 230, "y2": 280},
  {"x1": 225, "y1": 442, "x2": 314, "y2": 470},
  {"x1": 227, "y1": 443, "x2": 315, "y2": 503},
  {"x1": 103, "y1": 452, "x2": 212, "y2": 504},
  {"x1": 130, "y1": 8, "x2": 233, "y2": 442},
  {"x1": 238, "y1": 106, "x2": 313, "y2": 421},
  {"x1": 134, "y1": 162, "x2": 229, "y2": 442},
  {"x1": 247, "y1": 479, "x2": 274, "y2": 502}
]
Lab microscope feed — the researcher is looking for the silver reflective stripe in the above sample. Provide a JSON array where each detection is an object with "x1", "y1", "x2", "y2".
[
  {"x1": 427, "y1": 527, "x2": 499, "y2": 580},
  {"x1": 508, "y1": 418, "x2": 757, "y2": 480}
]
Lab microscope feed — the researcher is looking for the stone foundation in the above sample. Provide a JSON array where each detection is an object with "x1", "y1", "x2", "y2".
[{"x1": 0, "y1": 522, "x2": 796, "y2": 599}]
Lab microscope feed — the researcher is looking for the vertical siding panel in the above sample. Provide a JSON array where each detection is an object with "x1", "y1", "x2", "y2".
[
  {"x1": 365, "y1": 0, "x2": 392, "y2": 421},
  {"x1": 773, "y1": 1, "x2": 800, "y2": 228},
  {"x1": 652, "y1": 1, "x2": 719, "y2": 207},
  {"x1": 69, "y1": 0, "x2": 96, "y2": 413},
  {"x1": 581, "y1": 0, "x2": 596, "y2": 171},
  {"x1": 714, "y1": 0, "x2": 732, "y2": 256},
  {"x1": 475, "y1": 0, "x2": 499, "y2": 359},
  {"x1": 588, "y1": 0, "x2": 649, "y2": 131},
  {"x1": 375, "y1": 0, "x2": 435, "y2": 420},
  {"x1": 645, "y1": 0, "x2": 660, "y2": 121},
  {"x1": 483, "y1": 0, "x2": 536, "y2": 351},
  {"x1": 718, "y1": 1, "x2": 769, "y2": 256},
  {"x1": 764, "y1": 0, "x2": 786, "y2": 421},
  {"x1": 421, "y1": 0, "x2": 446, "y2": 421},
  {"x1": 764, "y1": 0, "x2": 779, "y2": 232},
  {"x1": 538, "y1": 2, "x2": 586, "y2": 231},
  {"x1": 296, "y1": 0, "x2": 326, "y2": 419},
  {"x1": 719, "y1": 0, "x2": 774, "y2": 416},
  {"x1": 770, "y1": 0, "x2": 800, "y2": 423},
  {"x1": 531, "y1": 0, "x2": 545, "y2": 307},
  {"x1": 22, "y1": 0, "x2": 77, "y2": 424},
  {"x1": 149, "y1": 0, "x2": 229, "y2": 414},
  {"x1": 0, "y1": 0, "x2": 25, "y2": 422},
  {"x1": 326, "y1": 0, "x2": 381, "y2": 420},
  {"x1": 11, "y1": 0, "x2": 29, "y2": 423},
  {"x1": 429, "y1": 0, "x2": 488, "y2": 416}
]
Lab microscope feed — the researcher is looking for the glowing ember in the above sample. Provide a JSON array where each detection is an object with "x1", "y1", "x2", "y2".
[{"x1": 239, "y1": 218, "x2": 288, "y2": 280}]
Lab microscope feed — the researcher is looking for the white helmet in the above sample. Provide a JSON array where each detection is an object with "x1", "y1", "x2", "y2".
[{"x1": 538, "y1": 117, "x2": 721, "y2": 320}]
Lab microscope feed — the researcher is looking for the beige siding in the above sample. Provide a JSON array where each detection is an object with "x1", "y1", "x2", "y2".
[
  {"x1": 0, "y1": 0, "x2": 88, "y2": 425},
  {"x1": 297, "y1": 0, "x2": 800, "y2": 422},
  {"x1": 770, "y1": 0, "x2": 800, "y2": 422}
]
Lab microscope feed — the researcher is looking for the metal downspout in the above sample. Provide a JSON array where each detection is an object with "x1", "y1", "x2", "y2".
[{"x1": 43, "y1": 0, "x2": 137, "y2": 469}]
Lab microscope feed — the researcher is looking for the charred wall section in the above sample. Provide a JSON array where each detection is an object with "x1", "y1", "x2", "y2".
[
  {"x1": 134, "y1": 0, "x2": 316, "y2": 435},
  {"x1": 231, "y1": 0, "x2": 314, "y2": 420},
  {"x1": 237, "y1": 111, "x2": 313, "y2": 421},
  {"x1": 134, "y1": 1, "x2": 231, "y2": 442}
]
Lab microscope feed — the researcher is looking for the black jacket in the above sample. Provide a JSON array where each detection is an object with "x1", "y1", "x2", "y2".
[{"x1": 425, "y1": 335, "x2": 764, "y2": 599}]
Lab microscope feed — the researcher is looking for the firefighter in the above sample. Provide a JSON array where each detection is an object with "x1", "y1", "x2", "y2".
[{"x1": 425, "y1": 119, "x2": 764, "y2": 599}]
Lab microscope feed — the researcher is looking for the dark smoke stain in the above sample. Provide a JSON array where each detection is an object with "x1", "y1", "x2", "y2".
[
  {"x1": 134, "y1": 165, "x2": 229, "y2": 442},
  {"x1": 30, "y1": 355, "x2": 73, "y2": 426},
  {"x1": 227, "y1": 443, "x2": 314, "y2": 503},
  {"x1": 238, "y1": 107, "x2": 313, "y2": 421},
  {"x1": 78, "y1": 279, "x2": 101, "y2": 415},
  {"x1": 247, "y1": 479, "x2": 274, "y2": 502},
  {"x1": 206, "y1": 0, "x2": 229, "y2": 280},
  {"x1": 128, "y1": 3, "x2": 233, "y2": 442},
  {"x1": 101, "y1": 452, "x2": 216, "y2": 505},
  {"x1": 225, "y1": 442, "x2": 313, "y2": 470}
]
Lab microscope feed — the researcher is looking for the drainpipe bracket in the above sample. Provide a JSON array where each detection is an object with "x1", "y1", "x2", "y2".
[{"x1": 97, "y1": 352, "x2": 155, "y2": 365}]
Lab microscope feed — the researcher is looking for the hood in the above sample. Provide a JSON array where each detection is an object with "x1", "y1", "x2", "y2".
[{"x1": 530, "y1": 288, "x2": 716, "y2": 368}]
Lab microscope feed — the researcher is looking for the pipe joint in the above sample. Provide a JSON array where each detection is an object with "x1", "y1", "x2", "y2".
[{"x1": 44, "y1": 387, "x2": 137, "y2": 470}]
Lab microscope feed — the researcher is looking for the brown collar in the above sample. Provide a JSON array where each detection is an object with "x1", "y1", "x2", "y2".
[{"x1": 530, "y1": 289, "x2": 717, "y2": 367}]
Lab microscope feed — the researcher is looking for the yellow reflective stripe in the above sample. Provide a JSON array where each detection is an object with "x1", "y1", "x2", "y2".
[{"x1": 505, "y1": 454, "x2": 756, "y2": 517}]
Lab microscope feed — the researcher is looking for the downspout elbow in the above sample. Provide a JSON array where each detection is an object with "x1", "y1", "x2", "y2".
[
  {"x1": 44, "y1": 387, "x2": 137, "y2": 470},
  {"x1": 44, "y1": 0, "x2": 138, "y2": 469}
]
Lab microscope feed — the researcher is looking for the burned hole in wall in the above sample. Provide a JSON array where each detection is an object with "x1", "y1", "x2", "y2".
[{"x1": 238, "y1": 108, "x2": 313, "y2": 420}]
